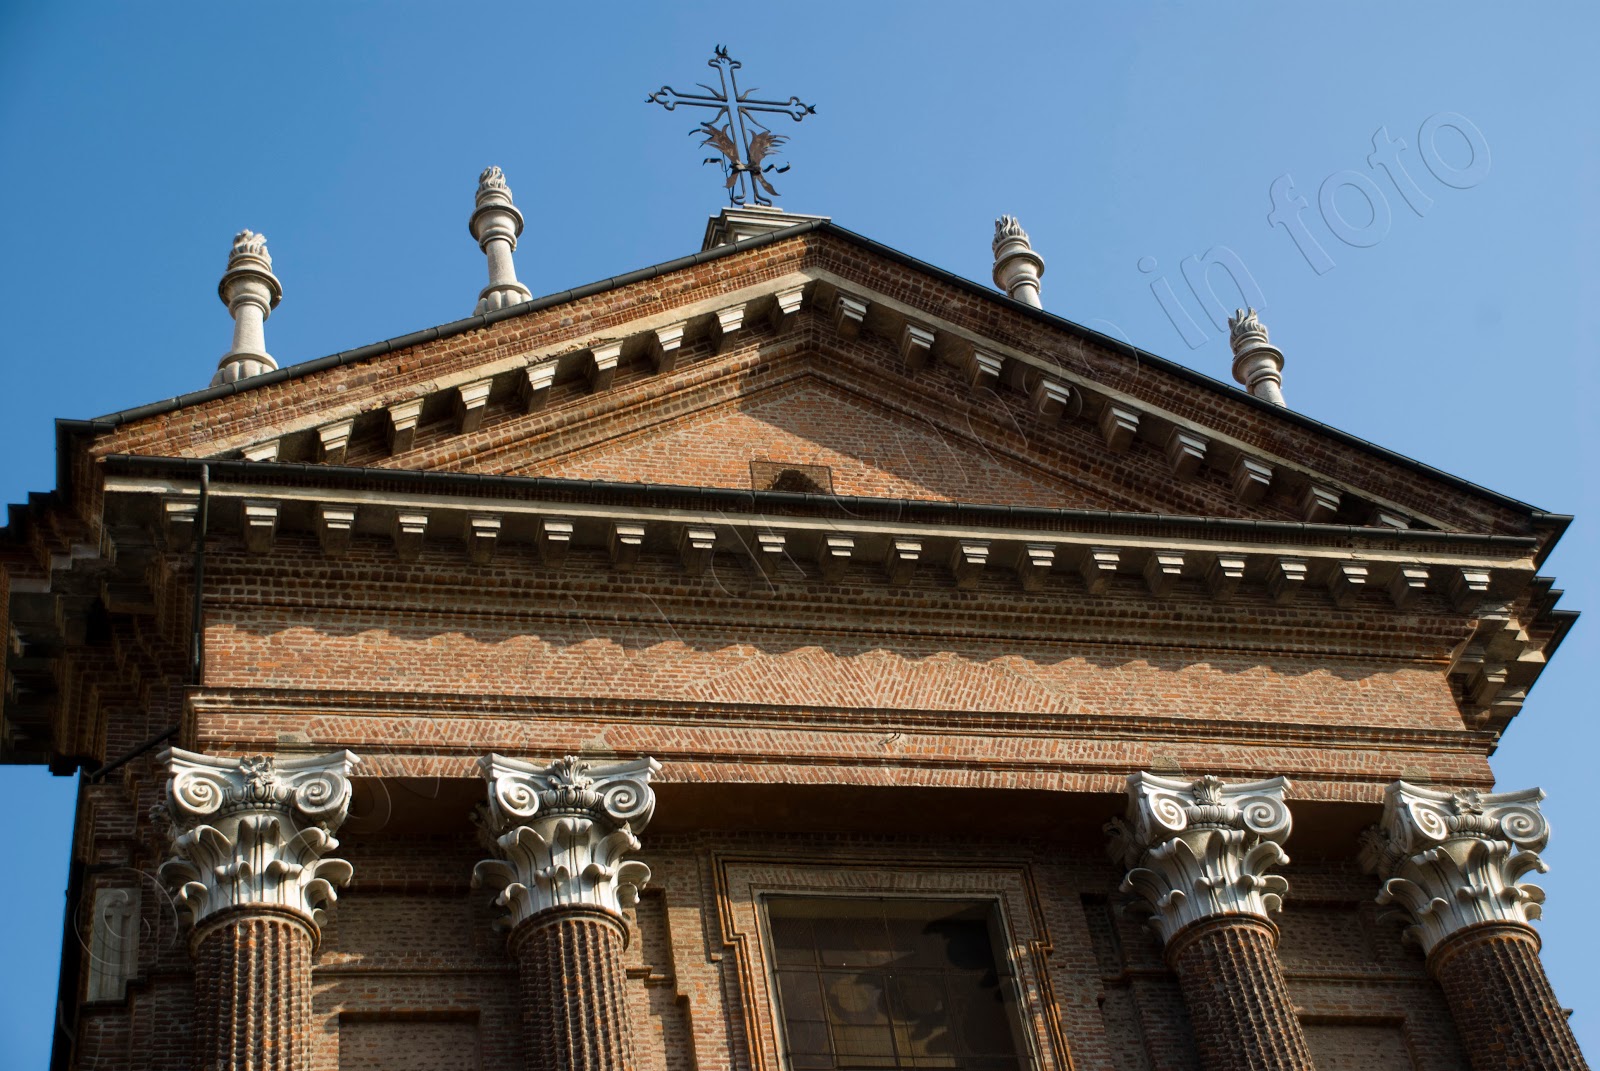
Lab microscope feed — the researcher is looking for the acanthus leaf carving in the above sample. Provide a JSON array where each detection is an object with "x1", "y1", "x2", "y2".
[
  {"x1": 1360, "y1": 780, "x2": 1550, "y2": 954},
  {"x1": 472, "y1": 753, "x2": 660, "y2": 932},
  {"x1": 1107, "y1": 772, "x2": 1294, "y2": 945},
  {"x1": 156, "y1": 747, "x2": 358, "y2": 933}
]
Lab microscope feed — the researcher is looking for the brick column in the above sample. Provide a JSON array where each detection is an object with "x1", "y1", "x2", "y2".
[
  {"x1": 157, "y1": 748, "x2": 358, "y2": 1071},
  {"x1": 474, "y1": 754, "x2": 660, "y2": 1071},
  {"x1": 512, "y1": 909, "x2": 636, "y2": 1071},
  {"x1": 1108, "y1": 772, "x2": 1317, "y2": 1071},
  {"x1": 1363, "y1": 782, "x2": 1590, "y2": 1071},
  {"x1": 192, "y1": 909, "x2": 316, "y2": 1070}
]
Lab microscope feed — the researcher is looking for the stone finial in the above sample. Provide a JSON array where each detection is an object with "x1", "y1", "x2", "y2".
[
  {"x1": 468, "y1": 166, "x2": 533, "y2": 315},
  {"x1": 1107, "y1": 772, "x2": 1293, "y2": 944},
  {"x1": 156, "y1": 748, "x2": 359, "y2": 932},
  {"x1": 992, "y1": 215, "x2": 1045, "y2": 308},
  {"x1": 1227, "y1": 307, "x2": 1286, "y2": 406},
  {"x1": 210, "y1": 230, "x2": 283, "y2": 387},
  {"x1": 1360, "y1": 781, "x2": 1550, "y2": 955},
  {"x1": 472, "y1": 753, "x2": 660, "y2": 931}
]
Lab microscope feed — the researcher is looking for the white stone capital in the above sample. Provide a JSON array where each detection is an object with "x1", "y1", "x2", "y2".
[
  {"x1": 472, "y1": 753, "x2": 660, "y2": 931},
  {"x1": 157, "y1": 748, "x2": 358, "y2": 933},
  {"x1": 1107, "y1": 772, "x2": 1293, "y2": 945},
  {"x1": 1360, "y1": 780, "x2": 1549, "y2": 955}
]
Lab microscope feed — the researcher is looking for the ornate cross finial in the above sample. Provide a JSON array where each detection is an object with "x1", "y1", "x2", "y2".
[{"x1": 648, "y1": 46, "x2": 816, "y2": 207}]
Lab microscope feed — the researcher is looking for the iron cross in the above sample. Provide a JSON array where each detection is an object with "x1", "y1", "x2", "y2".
[{"x1": 647, "y1": 46, "x2": 816, "y2": 207}]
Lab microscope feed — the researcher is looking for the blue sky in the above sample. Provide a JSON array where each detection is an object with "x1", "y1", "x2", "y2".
[{"x1": 2, "y1": 3, "x2": 1596, "y2": 1064}]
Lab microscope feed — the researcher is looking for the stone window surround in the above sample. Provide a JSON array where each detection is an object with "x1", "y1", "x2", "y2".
[{"x1": 713, "y1": 855, "x2": 1069, "y2": 1071}]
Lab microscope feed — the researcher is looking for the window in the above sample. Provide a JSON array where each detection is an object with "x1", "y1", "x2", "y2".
[{"x1": 766, "y1": 897, "x2": 1028, "y2": 1071}]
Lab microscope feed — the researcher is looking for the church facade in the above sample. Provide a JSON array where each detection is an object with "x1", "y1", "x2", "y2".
[{"x1": 2, "y1": 168, "x2": 1585, "y2": 1071}]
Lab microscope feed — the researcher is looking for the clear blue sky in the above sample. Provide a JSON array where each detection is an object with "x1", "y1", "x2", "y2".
[{"x1": 2, "y1": 3, "x2": 1596, "y2": 1065}]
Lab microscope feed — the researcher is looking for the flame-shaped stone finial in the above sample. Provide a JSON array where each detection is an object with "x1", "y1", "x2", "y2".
[
  {"x1": 1227, "y1": 307, "x2": 1285, "y2": 406},
  {"x1": 991, "y1": 215, "x2": 1045, "y2": 309},
  {"x1": 468, "y1": 166, "x2": 533, "y2": 315}
]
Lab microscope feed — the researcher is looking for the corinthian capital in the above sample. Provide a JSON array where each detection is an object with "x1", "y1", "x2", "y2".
[
  {"x1": 1360, "y1": 781, "x2": 1550, "y2": 955},
  {"x1": 472, "y1": 753, "x2": 660, "y2": 931},
  {"x1": 156, "y1": 748, "x2": 359, "y2": 932},
  {"x1": 1107, "y1": 772, "x2": 1294, "y2": 945}
]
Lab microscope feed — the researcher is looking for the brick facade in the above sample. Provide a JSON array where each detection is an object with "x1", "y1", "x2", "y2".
[{"x1": 5, "y1": 221, "x2": 1583, "y2": 1070}]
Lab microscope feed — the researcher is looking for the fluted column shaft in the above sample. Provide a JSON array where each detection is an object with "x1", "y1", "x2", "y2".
[
  {"x1": 1166, "y1": 916, "x2": 1318, "y2": 1071},
  {"x1": 158, "y1": 748, "x2": 358, "y2": 1071},
  {"x1": 1428, "y1": 922, "x2": 1588, "y2": 1071},
  {"x1": 1109, "y1": 773, "x2": 1316, "y2": 1071},
  {"x1": 1362, "y1": 781, "x2": 1589, "y2": 1069},
  {"x1": 512, "y1": 909, "x2": 636, "y2": 1071},
  {"x1": 192, "y1": 908, "x2": 315, "y2": 1071},
  {"x1": 474, "y1": 754, "x2": 661, "y2": 1071}
]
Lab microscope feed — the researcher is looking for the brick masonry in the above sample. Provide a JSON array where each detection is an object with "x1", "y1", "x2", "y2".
[
  {"x1": 10, "y1": 226, "x2": 1583, "y2": 1070},
  {"x1": 1428, "y1": 923, "x2": 1589, "y2": 1071},
  {"x1": 1165, "y1": 916, "x2": 1317, "y2": 1071},
  {"x1": 193, "y1": 910, "x2": 316, "y2": 1071},
  {"x1": 512, "y1": 910, "x2": 637, "y2": 1071}
]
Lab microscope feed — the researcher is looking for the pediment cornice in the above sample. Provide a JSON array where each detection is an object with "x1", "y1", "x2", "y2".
[{"x1": 71, "y1": 228, "x2": 1547, "y2": 544}]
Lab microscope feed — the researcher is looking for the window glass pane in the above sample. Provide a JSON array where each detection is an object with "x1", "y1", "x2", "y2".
[
  {"x1": 777, "y1": 970, "x2": 827, "y2": 1023},
  {"x1": 766, "y1": 898, "x2": 1027, "y2": 1071},
  {"x1": 817, "y1": 915, "x2": 894, "y2": 968},
  {"x1": 772, "y1": 916, "x2": 818, "y2": 966}
]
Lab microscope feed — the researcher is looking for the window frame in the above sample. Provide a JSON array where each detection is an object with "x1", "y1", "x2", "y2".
[
  {"x1": 710, "y1": 856, "x2": 1065, "y2": 1071},
  {"x1": 760, "y1": 893, "x2": 1032, "y2": 1071}
]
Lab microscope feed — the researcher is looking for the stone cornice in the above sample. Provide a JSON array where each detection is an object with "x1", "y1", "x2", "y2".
[
  {"x1": 472, "y1": 753, "x2": 660, "y2": 931},
  {"x1": 1107, "y1": 772, "x2": 1294, "y2": 945},
  {"x1": 156, "y1": 747, "x2": 359, "y2": 933},
  {"x1": 1360, "y1": 780, "x2": 1550, "y2": 955},
  {"x1": 83, "y1": 241, "x2": 1529, "y2": 535},
  {"x1": 100, "y1": 467, "x2": 1537, "y2": 618}
]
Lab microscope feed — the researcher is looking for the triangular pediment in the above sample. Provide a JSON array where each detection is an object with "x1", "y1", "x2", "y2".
[
  {"x1": 524, "y1": 373, "x2": 1127, "y2": 510},
  {"x1": 78, "y1": 224, "x2": 1542, "y2": 540}
]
